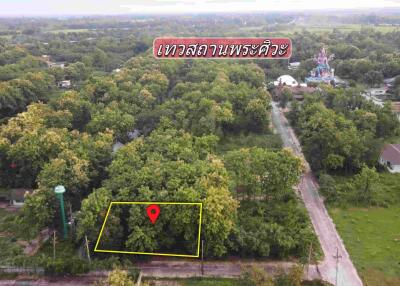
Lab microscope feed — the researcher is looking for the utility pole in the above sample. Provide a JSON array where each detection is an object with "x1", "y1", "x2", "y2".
[
  {"x1": 201, "y1": 240, "x2": 204, "y2": 276},
  {"x1": 333, "y1": 247, "x2": 342, "y2": 286},
  {"x1": 307, "y1": 241, "x2": 313, "y2": 279},
  {"x1": 68, "y1": 203, "x2": 73, "y2": 235},
  {"x1": 53, "y1": 230, "x2": 56, "y2": 260},
  {"x1": 85, "y1": 235, "x2": 91, "y2": 264},
  {"x1": 69, "y1": 203, "x2": 73, "y2": 221}
]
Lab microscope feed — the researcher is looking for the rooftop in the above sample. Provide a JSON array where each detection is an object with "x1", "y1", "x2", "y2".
[
  {"x1": 391, "y1": 102, "x2": 400, "y2": 113},
  {"x1": 381, "y1": 144, "x2": 400, "y2": 165},
  {"x1": 10, "y1": 188, "x2": 33, "y2": 201}
]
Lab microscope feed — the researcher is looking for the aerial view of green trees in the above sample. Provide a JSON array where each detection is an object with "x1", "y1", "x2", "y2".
[
  {"x1": 0, "y1": 37, "x2": 314, "y2": 263},
  {"x1": 0, "y1": 15, "x2": 399, "y2": 285}
]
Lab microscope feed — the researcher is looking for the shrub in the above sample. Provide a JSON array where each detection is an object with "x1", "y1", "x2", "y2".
[{"x1": 44, "y1": 257, "x2": 89, "y2": 276}]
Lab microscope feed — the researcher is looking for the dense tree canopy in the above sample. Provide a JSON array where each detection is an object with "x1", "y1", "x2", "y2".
[{"x1": 289, "y1": 87, "x2": 399, "y2": 174}]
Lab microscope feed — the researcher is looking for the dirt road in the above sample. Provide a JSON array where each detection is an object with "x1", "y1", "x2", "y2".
[{"x1": 271, "y1": 102, "x2": 363, "y2": 286}]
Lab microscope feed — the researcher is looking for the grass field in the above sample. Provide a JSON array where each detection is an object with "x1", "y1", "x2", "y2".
[
  {"x1": 374, "y1": 173, "x2": 400, "y2": 205},
  {"x1": 331, "y1": 207, "x2": 400, "y2": 286},
  {"x1": 329, "y1": 173, "x2": 400, "y2": 207},
  {"x1": 328, "y1": 172, "x2": 400, "y2": 285}
]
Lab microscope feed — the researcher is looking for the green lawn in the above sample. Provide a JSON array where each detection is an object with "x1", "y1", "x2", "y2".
[
  {"x1": 331, "y1": 207, "x2": 400, "y2": 286},
  {"x1": 374, "y1": 173, "x2": 400, "y2": 205},
  {"x1": 328, "y1": 172, "x2": 400, "y2": 285}
]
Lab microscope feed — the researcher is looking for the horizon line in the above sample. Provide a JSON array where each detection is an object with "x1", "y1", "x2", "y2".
[{"x1": 1, "y1": 7, "x2": 400, "y2": 18}]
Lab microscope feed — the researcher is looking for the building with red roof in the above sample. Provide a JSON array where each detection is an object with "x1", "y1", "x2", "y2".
[{"x1": 379, "y1": 144, "x2": 400, "y2": 173}]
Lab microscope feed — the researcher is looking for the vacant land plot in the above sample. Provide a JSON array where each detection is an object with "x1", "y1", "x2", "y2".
[{"x1": 331, "y1": 206, "x2": 400, "y2": 286}]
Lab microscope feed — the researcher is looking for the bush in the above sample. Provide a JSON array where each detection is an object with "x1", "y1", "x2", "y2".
[
  {"x1": 127, "y1": 268, "x2": 140, "y2": 282},
  {"x1": 44, "y1": 257, "x2": 89, "y2": 276}
]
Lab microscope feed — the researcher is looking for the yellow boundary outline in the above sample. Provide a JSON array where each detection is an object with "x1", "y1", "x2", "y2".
[{"x1": 94, "y1": 202, "x2": 203, "y2": 258}]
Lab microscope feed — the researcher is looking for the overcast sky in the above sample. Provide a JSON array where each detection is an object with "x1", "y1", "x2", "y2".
[{"x1": 1, "y1": 0, "x2": 400, "y2": 16}]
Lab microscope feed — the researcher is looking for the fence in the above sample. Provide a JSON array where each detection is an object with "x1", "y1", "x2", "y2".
[{"x1": 0, "y1": 266, "x2": 44, "y2": 275}]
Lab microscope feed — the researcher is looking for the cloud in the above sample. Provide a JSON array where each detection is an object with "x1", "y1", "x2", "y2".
[
  {"x1": 121, "y1": 0, "x2": 400, "y2": 14},
  {"x1": 1, "y1": 0, "x2": 400, "y2": 16}
]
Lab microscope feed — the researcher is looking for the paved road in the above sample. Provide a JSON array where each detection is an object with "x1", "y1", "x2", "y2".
[
  {"x1": 271, "y1": 102, "x2": 363, "y2": 286},
  {"x1": 0, "y1": 261, "x2": 308, "y2": 285},
  {"x1": 0, "y1": 273, "x2": 104, "y2": 286},
  {"x1": 136, "y1": 260, "x2": 299, "y2": 278}
]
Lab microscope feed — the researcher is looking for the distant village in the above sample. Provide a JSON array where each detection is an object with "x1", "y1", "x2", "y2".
[{"x1": 271, "y1": 47, "x2": 400, "y2": 174}]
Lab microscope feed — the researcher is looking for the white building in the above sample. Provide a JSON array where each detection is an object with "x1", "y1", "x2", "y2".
[
  {"x1": 58, "y1": 80, "x2": 71, "y2": 89},
  {"x1": 365, "y1": 88, "x2": 387, "y2": 97},
  {"x1": 47, "y1": 62, "x2": 65, "y2": 69},
  {"x1": 288, "y1": 62, "x2": 301, "y2": 70},
  {"x1": 112, "y1": 141, "x2": 124, "y2": 154},
  {"x1": 379, "y1": 144, "x2": 400, "y2": 173},
  {"x1": 274, "y1": 75, "x2": 300, "y2": 87},
  {"x1": 392, "y1": 102, "x2": 400, "y2": 122},
  {"x1": 273, "y1": 75, "x2": 307, "y2": 87},
  {"x1": 360, "y1": 91, "x2": 384, "y2": 107},
  {"x1": 384, "y1": 76, "x2": 397, "y2": 87}
]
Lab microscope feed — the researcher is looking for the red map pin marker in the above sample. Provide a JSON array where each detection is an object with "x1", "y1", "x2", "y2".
[{"x1": 146, "y1": 204, "x2": 160, "y2": 224}]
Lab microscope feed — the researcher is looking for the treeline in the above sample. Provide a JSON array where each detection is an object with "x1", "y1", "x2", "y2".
[
  {"x1": 0, "y1": 70, "x2": 54, "y2": 119},
  {"x1": 0, "y1": 45, "x2": 92, "y2": 120},
  {"x1": 289, "y1": 86, "x2": 399, "y2": 174},
  {"x1": 0, "y1": 47, "x2": 47, "y2": 81},
  {"x1": 25, "y1": 33, "x2": 150, "y2": 72},
  {"x1": 288, "y1": 86, "x2": 399, "y2": 207}
]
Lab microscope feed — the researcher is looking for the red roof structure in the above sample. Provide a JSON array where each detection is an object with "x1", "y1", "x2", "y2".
[
  {"x1": 392, "y1": 102, "x2": 400, "y2": 113},
  {"x1": 380, "y1": 144, "x2": 400, "y2": 165}
]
